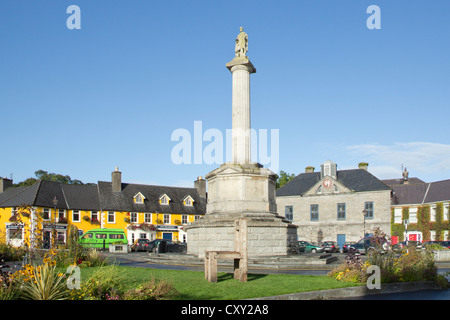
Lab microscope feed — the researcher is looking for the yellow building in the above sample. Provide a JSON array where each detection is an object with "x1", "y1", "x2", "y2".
[{"x1": 0, "y1": 170, "x2": 206, "y2": 247}]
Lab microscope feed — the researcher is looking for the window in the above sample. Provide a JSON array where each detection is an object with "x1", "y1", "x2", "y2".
[
  {"x1": 409, "y1": 208, "x2": 418, "y2": 224},
  {"x1": 130, "y1": 212, "x2": 138, "y2": 223},
  {"x1": 9, "y1": 226, "x2": 23, "y2": 240},
  {"x1": 134, "y1": 193, "x2": 144, "y2": 203},
  {"x1": 337, "y1": 203, "x2": 346, "y2": 220},
  {"x1": 58, "y1": 209, "x2": 65, "y2": 220},
  {"x1": 285, "y1": 206, "x2": 293, "y2": 222},
  {"x1": 163, "y1": 214, "x2": 170, "y2": 224},
  {"x1": 109, "y1": 234, "x2": 124, "y2": 239},
  {"x1": 184, "y1": 196, "x2": 194, "y2": 206},
  {"x1": 72, "y1": 210, "x2": 80, "y2": 222},
  {"x1": 194, "y1": 215, "x2": 200, "y2": 221},
  {"x1": 364, "y1": 202, "x2": 374, "y2": 219},
  {"x1": 144, "y1": 213, "x2": 151, "y2": 223},
  {"x1": 444, "y1": 204, "x2": 449, "y2": 221},
  {"x1": 96, "y1": 233, "x2": 107, "y2": 239},
  {"x1": 160, "y1": 195, "x2": 170, "y2": 205},
  {"x1": 316, "y1": 185, "x2": 322, "y2": 194},
  {"x1": 43, "y1": 208, "x2": 50, "y2": 220},
  {"x1": 91, "y1": 211, "x2": 99, "y2": 223},
  {"x1": 108, "y1": 211, "x2": 115, "y2": 223},
  {"x1": 431, "y1": 206, "x2": 436, "y2": 222},
  {"x1": 394, "y1": 208, "x2": 402, "y2": 224},
  {"x1": 182, "y1": 215, "x2": 188, "y2": 224},
  {"x1": 310, "y1": 204, "x2": 319, "y2": 221}
]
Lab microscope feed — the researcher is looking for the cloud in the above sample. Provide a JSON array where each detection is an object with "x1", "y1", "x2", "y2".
[{"x1": 345, "y1": 142, "x2": 450, "y2": 180}]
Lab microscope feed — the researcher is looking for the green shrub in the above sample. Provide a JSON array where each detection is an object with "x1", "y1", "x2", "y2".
[{"x1": 123, "y1": 278, "x2": 178, "y2": 300}]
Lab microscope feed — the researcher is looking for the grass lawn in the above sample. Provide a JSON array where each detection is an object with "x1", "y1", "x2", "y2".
[{"x1": 80, "y1": 266, "x2": 362, "y2": 300}]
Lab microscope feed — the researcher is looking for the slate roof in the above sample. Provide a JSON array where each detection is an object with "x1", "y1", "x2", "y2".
[
  {"x1": 0, "y1": 180, "x2": 206, "y2": 215},
  {"x1": 97, "y1": 181, "x2": 205, "y2": 215},
  {"x1": 276, "y1": 169, "x2": 391, "y2": 197},
  {"x1": 388, "y1": 179, "x2": 450, "y2": 205}
]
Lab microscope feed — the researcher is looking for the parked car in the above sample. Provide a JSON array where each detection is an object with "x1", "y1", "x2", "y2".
[
  {"x1": 392, "y1": 241, "x2": 407, "y2": 252},
  {"x1": 348, "y1": 242, "x2": 368, "y2": 255},
  {"x1": 146, "y1": 239, "x2": 187, "y2": 253},
  {"x1": 298, "y1": 241, "x2": 324, "y2": 253},
  {"x1": 342, "y1": 242, "x2": 356, "y2": 253},
  {"x1": 321, "y1": 241, "x2": 340, "y2": 253},
  {"x1": 131, "y1": 238, "x2": 152, "y2": 252},
  {"x1": 440, "y1": 241, "x2": 450, "y2": 249},
  {"x1": 349, "y1": 236, "x2": 387, "y2": 255},
  {"x1": 422, "y1": 241, "x2": 443, "y2": 249}
]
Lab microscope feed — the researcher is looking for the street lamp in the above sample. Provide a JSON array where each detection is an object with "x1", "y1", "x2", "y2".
[
  {"x1": 52, "y1": 196, "x2": 58, "y2": 248},
  {"x1": 362, "y1": 209, "x2": 367, "y2": 239}
]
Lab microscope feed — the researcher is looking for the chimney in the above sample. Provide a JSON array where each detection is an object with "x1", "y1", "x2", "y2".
[
  {"x1": 112, "y1": 167, "x2": 122, "y2": 192},
  {"x1": 305, "y1": 166, "x2": 315, "y2": 173},
  {"x1": 0, "y1": 178, "x2": 13, "y2": 193},
  {"x1": 194, "y1": 176, "x2": 206, "y2": 199},
  {"x1": 358, "y1": 162, "x2": 369, "y2": 171}
]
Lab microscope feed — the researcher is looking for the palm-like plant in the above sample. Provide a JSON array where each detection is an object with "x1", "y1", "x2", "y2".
[{"x1": 21, "y1": 263, "x2": 68, "y2": 300}]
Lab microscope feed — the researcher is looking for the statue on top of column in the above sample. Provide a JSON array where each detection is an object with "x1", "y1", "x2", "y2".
[{"x1": 235, "y1": 27, "x2": 248, "y2": 58}]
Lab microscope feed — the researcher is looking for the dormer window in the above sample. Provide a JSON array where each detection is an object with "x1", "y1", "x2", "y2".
[
  {"x1": 134, "y1": 192, "x2": 145, "y2": 204},
  {"x1": 159, "y1": 194, "x2": 171, "y2": 205},
  {"x1": 183, "y1": 195, "x2": 194, "y2": 206}
]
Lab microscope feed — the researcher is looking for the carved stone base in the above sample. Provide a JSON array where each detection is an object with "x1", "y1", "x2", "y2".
[{"x1": 186, "y1": 163, "x2": 297, "y2": 258}]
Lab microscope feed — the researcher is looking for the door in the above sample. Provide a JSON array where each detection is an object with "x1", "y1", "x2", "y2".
[
  {"x1": 162, "y1": 232, "x2": 172, "y2": 240},
  {"x1": 337, "y1": 234, "x2": 346, "y2": 252},
  {"x1": 409, "y1": 234, "x2": 417, "y2": 241}
]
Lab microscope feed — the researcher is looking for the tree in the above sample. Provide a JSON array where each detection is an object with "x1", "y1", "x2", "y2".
[
  {"x1": 14, "y1": 170, "x2": 90, "y2": 187},
  {"x1": 276, "y1": 171, "x2": 295, "y2": 189}
]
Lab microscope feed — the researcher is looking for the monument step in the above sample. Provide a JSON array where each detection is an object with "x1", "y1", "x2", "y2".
[{"x1": 144, "y1": 253, "x2": 340, "y2": 269}]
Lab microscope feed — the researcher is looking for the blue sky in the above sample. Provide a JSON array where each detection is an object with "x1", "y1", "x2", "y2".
[{"x1": 1, "y1": 0, "x2": 450, "y2": 187}]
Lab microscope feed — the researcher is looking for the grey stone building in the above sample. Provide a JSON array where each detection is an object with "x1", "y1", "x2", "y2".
[{"x1": 276, "y1": 161, "x2": 392, "y2": 248}]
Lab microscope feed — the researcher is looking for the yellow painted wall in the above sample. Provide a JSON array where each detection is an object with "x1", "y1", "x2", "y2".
[{"x1": 1, "y1": 205, "x2": 200, "y2": 245}]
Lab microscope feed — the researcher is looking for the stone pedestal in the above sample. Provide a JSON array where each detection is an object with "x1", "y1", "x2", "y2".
[{"x1": 187, "y1": 163, "x2": 297, "y2": 258}]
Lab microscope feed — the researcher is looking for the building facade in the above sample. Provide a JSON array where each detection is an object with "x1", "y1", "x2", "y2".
[
  {"x1": 384, "y1": 169, "x2": 450, "y2": 243},
  {"x1": 276, "y1": 161, "x2": 392, "y2": 248},
  {"x1": 0, "y1": 170, "x2": 206, "y2": 248}
]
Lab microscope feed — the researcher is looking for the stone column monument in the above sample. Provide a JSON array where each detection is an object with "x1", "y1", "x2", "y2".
[{"x1": 186, "y1": 28, "x2": 297, "y2": 258}]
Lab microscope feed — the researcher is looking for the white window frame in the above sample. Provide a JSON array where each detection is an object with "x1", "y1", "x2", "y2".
[
  {"x1": 163, "y1": 214, "x2": 170, "y2": 224},
  {"x1": 394, "y1": 208, "x2": 402, "y2": 224},
  {"x1": 160, "y1": 194, "x2": 171, "y2": 205},
  {"x1": 91, "y1": 211, "x2": 99, "y2": 223},
  {"x1": 183, "y1": 195, "x2": 194, "y2": 206},
  {"x1": 182, "y1": 215, "x2": 188, "y2": 224},
  {"x1": 43, "y1": 208, "x2": 51, "y2": 221},
  {"x1": 108, "y1": 211, "x2": 116, "y2": 224},
  {"x1": 72, "y1": 210, "x2": 80, "y2": 222},
  {"x1": 430, "y1": 205, "x2": 437, "y2": 222},
  {"x1": 130, "y1": 212, "x2": 138, "y2": 223},
  {"x1": 134, "y1": 192, "x2": 145, "y2": 204},
  {"x1": 144, "y1": 213, "x2": 151, "y2": 223},
  {"x1": 409, "y1": 207, "x2": 418, "y2": 224}
]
